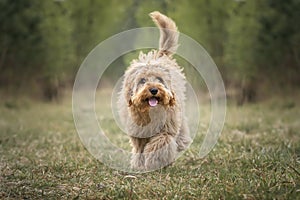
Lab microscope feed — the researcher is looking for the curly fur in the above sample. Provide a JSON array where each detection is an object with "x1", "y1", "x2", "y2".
[{"x1": 118, "y1": 11, "x2": 191, "y2": 170}]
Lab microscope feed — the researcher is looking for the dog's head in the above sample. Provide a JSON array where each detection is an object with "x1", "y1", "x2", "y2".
[
  {"x1": 118, "y1": 51, "x2": 180, "y2": 128},
  {"x1": 126, "y1": 62, "x2": 176, "y2": 111}
]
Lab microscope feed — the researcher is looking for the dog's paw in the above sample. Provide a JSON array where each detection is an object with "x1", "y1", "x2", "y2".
[{"x1": 130, "y1": 153, "x2": 145, "y2": 171}]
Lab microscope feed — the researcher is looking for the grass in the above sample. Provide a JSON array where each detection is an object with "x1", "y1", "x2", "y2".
[{"x1": 0, "y1": 90, "x2": 300, "y2": 199}]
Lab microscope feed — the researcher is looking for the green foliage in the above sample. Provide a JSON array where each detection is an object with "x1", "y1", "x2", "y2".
[
  {"x1": 0, "y1": 0, "x2": 300, "y2": 99},
  {"x1": 167, "y1": 0, "x2": 231, "y2": 88},
  {"x1": 135, "y1": 0, "x2": 168, "y2": 26},
  {"x1": 257, "y1": 0, "x2": 300, "y2": 84},
  {"x1": 38, "y1": 0, "x2": 75, "y2": 78},
  {"x1": 70, "y1": 0, "x2": 133, "y2": 82},
  {"x1": 0, "y1": 0, "x2": 75, "y2": 98},
  {"x1": 170, "y1": 0, "x2": 230, "y2": 62},
  {"x1": 225, "y1": 0, "x2": 262, "y2": 81},
  {"x1": 225, "y1": 0, "x2": 300, "y2": 85},
  {"x1": 0, "y1": 1, "x2": 43, "y2": 79}
]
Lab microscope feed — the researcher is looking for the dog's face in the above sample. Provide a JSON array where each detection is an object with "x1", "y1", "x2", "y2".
[{"x1": 127, "y1": 65, "x2": 176, "y2": 111}]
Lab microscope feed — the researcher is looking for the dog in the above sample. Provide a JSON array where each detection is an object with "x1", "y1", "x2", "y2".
[{"x1": 118, "y1": 11, "x2": 191, "y2": 171}]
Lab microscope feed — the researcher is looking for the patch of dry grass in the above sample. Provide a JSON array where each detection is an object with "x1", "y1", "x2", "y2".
[{"x1": 0, "y1": 91, "x2": 299, "y2": 199}]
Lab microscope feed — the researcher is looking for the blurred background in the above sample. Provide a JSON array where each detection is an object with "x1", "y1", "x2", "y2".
[{"x1": 0, "y1": 0, "x2": 299, "y2": 104}]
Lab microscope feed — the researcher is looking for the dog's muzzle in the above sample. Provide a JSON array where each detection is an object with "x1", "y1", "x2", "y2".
[{"x1": 148, "y1": 88, "x2": 159, "y2": 107}]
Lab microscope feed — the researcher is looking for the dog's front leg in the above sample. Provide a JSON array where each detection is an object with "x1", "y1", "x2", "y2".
[
  {"x1": 130, "y1": 137, "x2": 148, "y2": 170},
  {"x1": 143, "y1": 133, "x2": 177, "y2": 170}
]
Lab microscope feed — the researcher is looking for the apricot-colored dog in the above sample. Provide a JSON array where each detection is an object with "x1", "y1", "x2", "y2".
[{"x1": 118, "y1": 11, "x2": 191, "y2": 170}]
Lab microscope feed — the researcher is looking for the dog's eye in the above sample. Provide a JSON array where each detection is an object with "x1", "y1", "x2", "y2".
[
  {"x1": 156, "y1": 77, "x2": 164, "y2": 84},
  {"x1": 139, "y1": 78, "x2": 146, "y2": 84}
]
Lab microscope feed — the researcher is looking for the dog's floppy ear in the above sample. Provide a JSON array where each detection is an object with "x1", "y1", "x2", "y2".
[
  {"x1": 149, "y1": 11, "x2": 179, "y2": 57},
  {"x1": 128, "y1": 99, "x2": 133, "y2": 107}
]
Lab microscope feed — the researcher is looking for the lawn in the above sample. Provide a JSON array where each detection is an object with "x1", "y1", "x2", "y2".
[{"x1": 0, "y1": 91, "x2": 299, "y2": 199}]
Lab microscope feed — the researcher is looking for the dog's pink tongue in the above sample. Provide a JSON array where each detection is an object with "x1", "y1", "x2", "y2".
[{"x1": 148, "y1": 97, "x2": 158, "y2": 107}]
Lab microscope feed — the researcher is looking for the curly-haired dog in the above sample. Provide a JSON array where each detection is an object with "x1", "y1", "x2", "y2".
[{"x1": 118, "y1": 11, "x2": 191, "y2": 170}]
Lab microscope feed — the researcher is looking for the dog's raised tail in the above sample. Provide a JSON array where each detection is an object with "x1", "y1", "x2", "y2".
[{"x1": 149, "y1": 11, "x2": 179, "y2": 56}]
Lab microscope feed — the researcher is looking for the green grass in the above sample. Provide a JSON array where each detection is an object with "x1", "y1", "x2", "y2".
[{"x1": 1, "y1": 91, "x2": 300, "y2": 199}]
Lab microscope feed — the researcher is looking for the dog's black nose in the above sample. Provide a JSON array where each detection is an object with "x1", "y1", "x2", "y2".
[{"x1": 149, "y1": 88, "x2": 158, "y2": 95}]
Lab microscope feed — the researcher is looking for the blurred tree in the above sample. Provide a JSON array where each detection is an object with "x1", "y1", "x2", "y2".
[
  {"x1": 225, "y1": 0, "x2": 261, "y2": 104},
  {"x1": 121, "y1": 0, "x2": 168, "y2": 69},
  {"x1": 167, "y1": 0, "x2": 231, "y2": 89},
  {"x1": 70, "y1": 0, "x2": 133, "y2": 83},
  {"x1": 257, "y1": 0, "x2": 300, "y2": 86},
  {"x1": 0, "y1": 0, "x2": 43, "y2": 87},
  {"x1": 0, "y1": 0, "x2": 299, "y2": 101},
  {"x1": 0, "y1": 0, "x2": 75, "y2": 100},
  {"x1": 169, "y1": 0, "x2": 230, "y2": 64},
  {"x1": 225, "y1": 0, "x2": 300, "y2": 104},
  {"x1": 39, "y1": 0, "x2": 75, "y2": 100}
]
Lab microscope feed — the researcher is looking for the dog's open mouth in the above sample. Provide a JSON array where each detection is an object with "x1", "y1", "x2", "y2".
[{"x1": 147, "y1": 97, "x2": 159, "y2": 107}]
